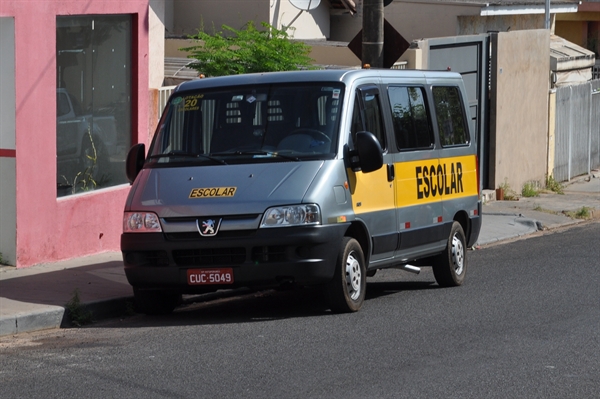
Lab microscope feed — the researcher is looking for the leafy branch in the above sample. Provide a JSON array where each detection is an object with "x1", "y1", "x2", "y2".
[{"x1": 181, "y1": 21, "x2": 314, "y2": 77}]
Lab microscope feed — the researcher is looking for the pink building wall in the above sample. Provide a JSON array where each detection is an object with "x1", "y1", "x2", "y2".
[{"x1": 0, "y1": 1, "x2": 150, "y2": 268}]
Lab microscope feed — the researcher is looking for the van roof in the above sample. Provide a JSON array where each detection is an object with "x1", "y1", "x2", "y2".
[{"x1": 174, "y1": 69, "x2": 463, "y2": 93}]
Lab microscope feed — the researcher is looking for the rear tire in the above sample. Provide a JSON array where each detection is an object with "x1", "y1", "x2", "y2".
[
  {"x1": 133, "y1": 288, "x2": 180, "y2": 315},
  {"x1": 433, "y1": 221, "x2": 467, "y2": 287},
  {"x1": 325, "y1": 237, "x2": 366, "y2": 313}
]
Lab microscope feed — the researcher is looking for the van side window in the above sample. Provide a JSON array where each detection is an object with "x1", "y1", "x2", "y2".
[
  {"x1": 351, "y1": 88, "x2": 386, "y2": 149},
  {"x1": 432, "y1": 86, "x2": 469, "y2": 146},
  {"x1": 387, "y1": 86, "x2": 433, "y2": 151}
]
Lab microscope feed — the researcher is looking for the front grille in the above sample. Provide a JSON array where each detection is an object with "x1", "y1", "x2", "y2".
[
  {"x1": 172, "y1": 247, "x2": 246, "y2": 266},
  {"x1": 251, "y1": 246, "x2": 287, "y2": 263},
  {"x1": 165, "y1": 230, "x2": 255, "y2": 241},
  {"x1": 124, "y1": 251, "x2": 169, "y2": 266}
]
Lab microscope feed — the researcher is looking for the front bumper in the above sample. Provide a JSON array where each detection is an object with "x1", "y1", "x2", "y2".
[{"x1": 121, "y1": 223, "x2": 348, "y2": 293}]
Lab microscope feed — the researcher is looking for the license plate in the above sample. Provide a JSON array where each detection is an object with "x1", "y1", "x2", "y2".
[{"x1": 187, "y1": 268, "x2": 234, "y2": 285}]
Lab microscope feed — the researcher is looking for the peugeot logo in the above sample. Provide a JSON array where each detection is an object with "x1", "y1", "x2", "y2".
[{"x1": 197, "y1": 218, "x2": 222, "y2": 237}]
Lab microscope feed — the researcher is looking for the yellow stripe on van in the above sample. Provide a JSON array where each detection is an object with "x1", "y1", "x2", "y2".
[
  {"x1": 348, "y1": 167, "x2": 395, "y2": 215},
  {"x1": 395, "y1": 155, "x2": 478, "y2": 208}
]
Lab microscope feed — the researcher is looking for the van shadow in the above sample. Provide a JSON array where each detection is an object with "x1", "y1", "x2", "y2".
[
  {"x1": 90, "y1": 276, "x2": 440, "y2": 329},
  {"x1": 0, "y1": 261, "x2": 132, "y2": 308},
  {"x1": 365, "y1": 280, "x2": 437, "y2": 301}
]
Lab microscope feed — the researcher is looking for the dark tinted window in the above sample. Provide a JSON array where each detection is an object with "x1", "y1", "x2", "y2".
[
  {"x1": 432, "y1": 86, "x2": 469, "y2": 146},
  {"x1": 351, "y1": 88, "x2": 386, "y2": 150},
  {"x1": 387, "y1": 86, "x2": 433, "y2": 151},
  {"x1": 150, "y1": 83, "x2": 344, "y2": 162},
  {"x1": 56, "y1": 15, "x2": 132, "y2": 196}
]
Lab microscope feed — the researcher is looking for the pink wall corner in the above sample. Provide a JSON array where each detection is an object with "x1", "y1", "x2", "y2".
[{"x1": 4, "y1": 1, "x2": 151, "y2": 268}]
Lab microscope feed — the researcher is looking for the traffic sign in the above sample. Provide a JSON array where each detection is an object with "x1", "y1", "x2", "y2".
[{"x1": 348, "y1": 19, "x2": 410, "y2": 68}]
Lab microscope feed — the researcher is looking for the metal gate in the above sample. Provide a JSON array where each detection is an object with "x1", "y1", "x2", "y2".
[
  {"x1": 419, "y1": 34, "x2": 490, "y2": 188},
  {"x1": 591, "y1": 80, "x2": 600, "y2": 172},
  {"x1": 554, "y1": 80, "x2": 600, "y2": 182}
]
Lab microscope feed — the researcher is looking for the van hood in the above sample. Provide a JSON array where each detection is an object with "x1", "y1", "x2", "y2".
[{"x1": 130, "y1": 161, "x2": 324, "y2": 218}]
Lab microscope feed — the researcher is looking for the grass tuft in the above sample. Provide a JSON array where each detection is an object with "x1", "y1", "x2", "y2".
[
  {"x1": 545, "y1": 175, "x2": 564, "y2": 194},
  {"x1": 65, "y1": 288, "x2": 93, "y2": 327},
  {"x1": 522, "y1": 182, "x2": 539, "y2": 198},
  {"x1": 564, "y1": 206, "x2": 593, "y2": 220}
]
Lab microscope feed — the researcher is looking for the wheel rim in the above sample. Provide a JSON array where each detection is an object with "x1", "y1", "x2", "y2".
[
  {"x1": 345, "y1": 252, "x2": 362, "y2": 301},
  {"x1": 451, "y1": 233, "x2": 465, "y2": 276}
]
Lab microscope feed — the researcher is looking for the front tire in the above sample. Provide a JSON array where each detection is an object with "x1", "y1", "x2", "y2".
[
  {"x1": 325, "y1": 237, "x2": 366, "y2": 313},
  {"x1": 433, "y1": 221, "x2": 467, "y2": 287}
]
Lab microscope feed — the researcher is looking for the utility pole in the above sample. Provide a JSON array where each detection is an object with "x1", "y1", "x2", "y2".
[
  {"x1": 362, "y1": 0, "x2": 384, "y2": 68},
  {"x1": 545, "y1": 0, "x2": 551, "y2": 30}
]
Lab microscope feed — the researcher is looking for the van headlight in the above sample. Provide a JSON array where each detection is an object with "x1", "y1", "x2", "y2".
[
  {"x1": 123, "y1": 212, "x2": 162, "y2": 233},
  {"x1": 260, "y1": 204, "x2": 321, "y2": 228}
]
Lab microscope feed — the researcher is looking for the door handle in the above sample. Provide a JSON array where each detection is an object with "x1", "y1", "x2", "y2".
[{"x1": 387, "y1": 163, "x2": 395, "y2": 182}]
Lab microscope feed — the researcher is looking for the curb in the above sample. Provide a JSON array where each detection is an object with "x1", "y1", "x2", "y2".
[
  {"x1": 61, "y1": 296, "x2": 135, "y2": 328},
  {"x1": 1, "y1": 289, "x2": 257, "y2": 337},
  {"x1": 0, "y1": 299, "x2": 64, "y2": 336}
]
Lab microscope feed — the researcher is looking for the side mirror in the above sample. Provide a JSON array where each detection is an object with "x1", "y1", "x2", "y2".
[
  {"x1": 125, "y1": 143, "x2": 145, "y2": 184},
  {"x1": 353, "y1": 131, "x2": 383, "y2": 173}
]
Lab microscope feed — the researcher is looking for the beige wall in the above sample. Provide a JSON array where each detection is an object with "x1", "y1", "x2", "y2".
[
  {"x1": 149, "y1": 0, "x2": 165, "y2": 89},
  {"x1": 556, "y1": 11, "x2": 600, "y2": 51},
  {"x1": 489, "y1": 30, "x2": 550, "y2": 191},
  {"x1": 164, "y1": 38, "x2": 360, "y2": 69},
  {"x1": 164, "y1": 0, "x2": 174, "y2": 33},
  {"x1": 331, "y1": 2, "x2": 480, "y2": 43},
  {"x1": 171, "y1": 0, "x2": 329, "y2": 40},
  {"x1": 172, "y1": 0, "x2": 269, "y2": 35},
  {"x1": 459, "y1": 14, "x2": 554, "y2": 36},
  {"x1": 165, "y1": 38, "x2": 195, "y2": 58},
  {"x1": 270, "y1": 0, "x2": 329, "y2": 39},
  {"x1": 308, "y1": 42, "x2": 361, "y2": 67},
  {"x1": 149, "y1": 1, "x2": 166, "y2": 130},
  {"x1": 555, "y1": 20, "x2": 587, "y2": 47},
  {"x1": 164, "y1": 37, "x2": 361, "y2": 67}
]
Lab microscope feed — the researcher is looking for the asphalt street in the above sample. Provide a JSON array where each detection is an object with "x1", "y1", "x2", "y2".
[
  {"x1": 0, "y1": 222, "x2": 598, "y2": 399},
  {"x1": 0, "y1": 172, "x2": 598, "y2": 336}
]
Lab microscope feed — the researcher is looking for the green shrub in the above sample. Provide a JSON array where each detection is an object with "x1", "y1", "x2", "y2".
[
  {"x1": 574, "y1": 206, "x2": 592, "y2": 219},
  {"x1": 182, "y1": 21, "x2": 314, "y2": 77},
  {"x1": 522, "y1": 181, "x2": 539, "y2": 198},
  {"x1": 564, "y1": 206, "x2": 592, "y2": 220},
  {"x1": 545, "y1": 175, "x2": 564, "y2": 194},
  {"x1": 498, "y1": 179, "x2": 518, "y2": 201}
]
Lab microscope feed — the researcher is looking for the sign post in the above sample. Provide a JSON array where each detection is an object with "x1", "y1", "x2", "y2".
[{"x1": 361, "y1": 0, "x2": 384, "y2": 68}]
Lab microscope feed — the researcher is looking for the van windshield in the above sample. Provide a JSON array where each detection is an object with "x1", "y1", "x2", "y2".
[{"x1": 148, "y1": 82, "x2": 345, "y2": 165}]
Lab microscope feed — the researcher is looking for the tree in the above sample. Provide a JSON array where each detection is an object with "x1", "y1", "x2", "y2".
[{"x1": 181, "y1": 21, "x2": 314, "y2": 77}]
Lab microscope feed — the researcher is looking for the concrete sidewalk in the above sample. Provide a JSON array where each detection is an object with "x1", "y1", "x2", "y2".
[
  {"x1": 0, "y1": 253, "x2": 132, "y2": 336},
  {"x1": 478, "y1": 172, "x2": 599, "y2": 245},
  {"x1": 1, "y1": 173, "x2": 598, "y2": 336}
]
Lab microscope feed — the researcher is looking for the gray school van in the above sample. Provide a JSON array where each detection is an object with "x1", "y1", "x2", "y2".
[{"x1": 122, "y1": 69, "x2": 481, "y2": 314}]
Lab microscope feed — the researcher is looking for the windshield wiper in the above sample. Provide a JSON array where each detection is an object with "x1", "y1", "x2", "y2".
[
  {"x1": 148, "y1": 151, "x2": 227, "y2": 165},
  {"x1": 211, "y1": 150, "x2": 300, "y2": 161}
]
